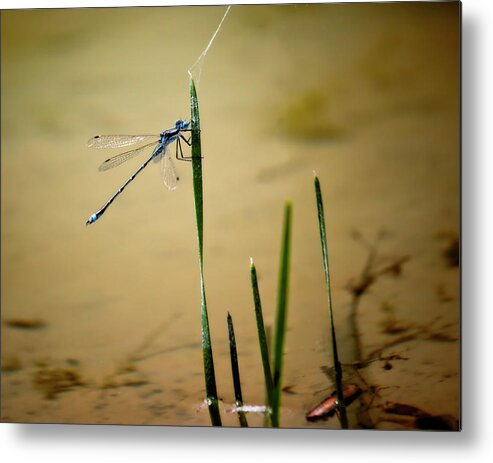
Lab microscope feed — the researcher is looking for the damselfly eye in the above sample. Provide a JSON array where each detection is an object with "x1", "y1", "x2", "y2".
[{"x1": 175, "y1": 119, "x2": 182, "y2": 128}]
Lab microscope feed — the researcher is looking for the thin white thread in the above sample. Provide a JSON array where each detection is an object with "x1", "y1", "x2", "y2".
[
  {"x1": 227, "y1": 404, "x2": 271, "y2": 414},
  {"x1": 188, "y1": 5, "x2": 231, "y2": 86}
]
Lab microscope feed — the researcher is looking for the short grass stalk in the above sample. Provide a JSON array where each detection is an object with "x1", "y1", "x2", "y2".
[
  {"x1": 227, "y1": 312, "x2": 248, "y2": 427},
  {"x1": 250, "y1": 259, "x2": 274, "y2": 402},
  {"x1": 270, "y1": 202, "x2": 292, "y2": 428}
]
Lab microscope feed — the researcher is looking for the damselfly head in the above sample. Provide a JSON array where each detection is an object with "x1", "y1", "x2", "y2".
[{"x1": 175, "y1": 119, "x2": 190, "y2": 130}]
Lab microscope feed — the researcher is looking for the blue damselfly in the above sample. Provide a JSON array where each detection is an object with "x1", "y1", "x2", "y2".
[{"x1": 86, "y1": 120, "x2": 191, "y2": 225}]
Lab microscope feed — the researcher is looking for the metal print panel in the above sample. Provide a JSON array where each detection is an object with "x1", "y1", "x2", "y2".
[{"x1": 1, "y1": 1, "x2": 460, "y2": 430}]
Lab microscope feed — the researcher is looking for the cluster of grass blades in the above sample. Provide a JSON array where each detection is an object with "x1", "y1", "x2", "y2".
[
  {"x1": 248, "y1": 203, "x2": 292, "y2": 427},
  {"x1": 189, "y1": 80, "x2": 345, "y2": 429},
  {"x1": 246, "y1": 182, "x2": 348, "y2": 429}
]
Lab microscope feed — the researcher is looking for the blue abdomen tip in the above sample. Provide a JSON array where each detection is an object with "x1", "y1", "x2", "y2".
[{"x1": 86, "y1": 213, "x2": 97, "y2": 225}]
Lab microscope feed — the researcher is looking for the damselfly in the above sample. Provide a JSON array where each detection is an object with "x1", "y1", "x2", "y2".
[{"x1": 86, "y1": 119, "x2": 191, "y2": 225}]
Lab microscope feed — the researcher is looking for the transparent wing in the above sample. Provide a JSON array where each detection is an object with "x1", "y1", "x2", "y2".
[
  {"x1": 99, "y1": 141, "x2": 158, "y2": 171},
  {"x1": 88, "y1": 134, "x2": 159, "y2": 149},
  {"x1": 160, "y1": 149, "x2": 179, "y2": 190}
]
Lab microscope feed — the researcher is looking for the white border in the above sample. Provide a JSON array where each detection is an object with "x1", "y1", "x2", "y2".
[{"x1": 0, "y1": 0, "x2": 446, "y2": 9}]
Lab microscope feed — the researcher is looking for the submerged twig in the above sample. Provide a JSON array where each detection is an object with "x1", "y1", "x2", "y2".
[{"x1": 345, "y1": 230, "x2": 411, "y2": 428}]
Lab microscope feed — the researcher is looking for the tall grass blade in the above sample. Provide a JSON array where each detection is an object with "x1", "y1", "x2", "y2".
[
  {"x1": 189, "y1": 77, "x2": 221, "y2": 426},
  {"x1": 227, "y1": 312, "x2": 248, "y2": 427},
  {"x1": 314, "y1": 175, "x2": 348, "y2": 429},
  {"x1": 270, "y1": 202, "x2": 292, "y2": 427},
  {"x1": 250, "y1": 259, "x2": 273, "y2": 403}
]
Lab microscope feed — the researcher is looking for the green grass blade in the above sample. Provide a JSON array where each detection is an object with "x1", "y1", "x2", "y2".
[
  {"x1": 190, "y1": 78, "x2": 204, "y2": 260},
  {"x1": 190, "y1": 77, "x2": 221, "y2": 426},
  {"x1": 314, "y1": 175, "x2": 348, "y2": 429},
  {"x1": 250, "y1": 258, "x2": 273, "y2": 404},
  {"x1": 227, "y1": 312, "x2": 248, "y2": 427},
  {"x1": 270, "y1": 202, "x2": 292, "y2": 428}
]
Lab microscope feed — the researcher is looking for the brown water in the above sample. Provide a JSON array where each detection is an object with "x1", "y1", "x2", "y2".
[{"x1": 1, "y1": 3, "x2": 460, "y2": 429}]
